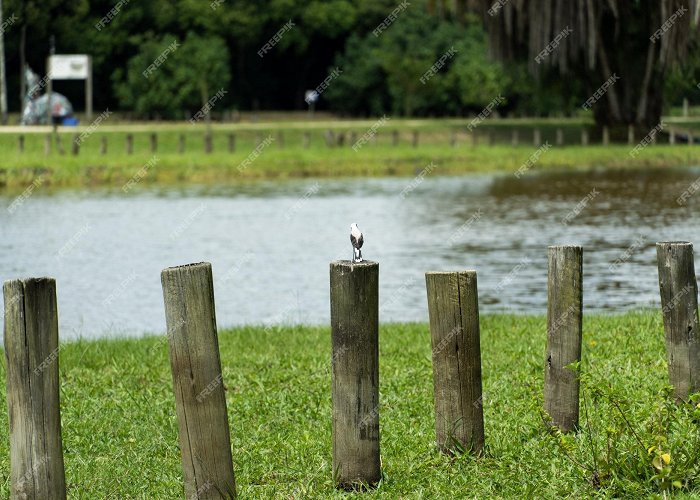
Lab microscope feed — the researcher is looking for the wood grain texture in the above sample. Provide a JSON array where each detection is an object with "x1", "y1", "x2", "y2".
[
  {"x1": 425, "y1": 271, "x2": 484, "y2": 455},
  {"x1": 161, "y1": 262, "x2": 236, "y2": 499},
  {"x1": 4, "y1": 278, "x2": 66, "y2": 499},
  {"x1": 329, "y1": 260, "x2": 380, "y2": 488},
  {"x1": 656, "y1": 242, "x2": 700, "y2": 401},
  {"x1": 544, "y1": 245, "x2": 583, "y2": 432}
]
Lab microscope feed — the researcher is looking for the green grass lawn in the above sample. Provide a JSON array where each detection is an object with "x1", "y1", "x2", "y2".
[
  {"x1": 1, "y1": 312, "x2": 699, "y2": 498},
  {"x1": 1, "y1": 118, "x2": 700, "y2": 192}
]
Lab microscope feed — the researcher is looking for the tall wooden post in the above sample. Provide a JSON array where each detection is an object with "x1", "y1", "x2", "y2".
[
  {"x1": 4, "y1": 278, "x2": 67, "y2": 499},
  {"x1": 425, "y1": 271, "x2": 485, "y2": 455},
  {"x1": 330, "y1": 260, "x2": 380, "y2": 489},
  {"x1": 656, "y1": 242, "x2": 700, "y2": 402},
  {"x1": 161, "y1": 262, "x2": 237, "y2": 499},
  {"x1": 544, "y1": 245, "x2": 583, "y2": 432}
]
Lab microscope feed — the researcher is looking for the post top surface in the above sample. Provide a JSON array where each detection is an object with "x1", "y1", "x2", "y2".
[
  {"x1": 162, "y1": 262, "x2": 211, "y2": 273},
  {"x1": 330, "y1": 260, "x2": 378, "y2": 267},
  {"x1": 547, "y1": 245, "x2": 583, "y2": 250},
  {"x1": 425, "y1": 270, "x2": 477, "y2": 276},
  {"x1": 657, "y1": 241, "x2": 692, "y2": 246}
]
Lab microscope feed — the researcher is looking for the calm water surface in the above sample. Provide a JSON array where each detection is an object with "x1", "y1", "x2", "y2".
[{"x1": 1, "y1": 167, "x2": 699, "y2": 340}]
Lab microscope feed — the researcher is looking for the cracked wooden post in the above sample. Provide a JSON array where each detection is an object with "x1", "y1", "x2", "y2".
[
  {"x1": 656, "y1": 242, "x2": 700, "y2": 402},
  {"x1": 544, "y1": 245, "x2": 583, "y2": 432},
  {"x1": 4, "y1": 277, "x2": 66, "y2": 499},
  {"x1": 161, "y1": 262, "x2": 237, "y2": 499},
  {"x1": 425, "y1": 271, "x2": 484, "y2": 455},
  {"x1": 330, "y1": 260, "x2": 380, "y2": 489}
]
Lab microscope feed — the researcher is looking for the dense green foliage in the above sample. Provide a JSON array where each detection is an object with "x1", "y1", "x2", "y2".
[{"x1": 1, "y1": 313, "x2": 699, "y2": 497}]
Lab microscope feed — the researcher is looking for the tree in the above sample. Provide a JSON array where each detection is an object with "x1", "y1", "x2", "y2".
[{"x1": 473, "y1": 0, "x2": 700, "y2": 128}]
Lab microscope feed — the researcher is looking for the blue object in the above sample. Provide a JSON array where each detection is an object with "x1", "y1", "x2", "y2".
[{"x1": 62, "y1": 117, "x2": 79, "y2": 126}]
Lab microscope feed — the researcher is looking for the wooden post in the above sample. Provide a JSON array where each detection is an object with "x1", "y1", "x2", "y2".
[
  {"x1": 392, "y1": 130, "x2": 399, "y2": 146},
  {"x1": 256, "y1": 132, "x2": 263, "y2": 147},
  {"x1": 627, "y1": 124, "x2": 634, "y2": 145},
  {"x1": 556, "y1": 128, "x2": 563, "y2": 146},
  {"x1": 336, "y1": 132, "x2": 345, "y2": 147},
  {"x1": 44, "y1": 134, "x2": 51, "y2": 156},
  {"x1": 161, "y1": 262, "x2": 237, "y2": 499},
  {"x1": 544, "y1": 245, "x2": 583, "y2": 432},
  {"x1": 533, "y1": 128, "x2": 541, "y2": 146},
  {"x1": 324, "y1": 130, "x2": 335, "y2": 147},
  {"x1": 303, "y1": 131, "x2": 310, "y2": 149},
  {"x1": 100, "y1": 136, "x2": 107, "y2": 155},
  {"x1": 178, "y1": 134, "x2": 185, "y2": 154},
  {"x1": 330, "y1": 260, "x2": 380, "y2": 489},
  {"x1": 689, "y1": 131, "x2": 694, "y2": 146},
  {"x1": 450, "y1": 131, "x2": 456, "y2": 147},
  {"x1": 276, "y1": 130, "x2": 284, "y2": 148},
  {"x1": 581, "y1": 129, "x2": 589, "y2": 146},
  {"x1": 425, "y1": 271, "x2": 485, "y2": 455},
  {"x1": 126, "y1": 134, "x2": 133, "y2": 155},
  {"x1": 670, "y1": 129, "x2": 676, "y2": 145},
  {"x1": 602, "y1": 126, "x2": 609, "y2": 146},
  {"x1": 350, "y1": 131, "x2": 357, "y2": 147},
  {"x1": 683, "y1": 97, "x2": 689, "y2": 117},
  {"x1": 471, "y1": 131, "x2": 477, "y2": 147},
  {"x1": 71, "y1": 134, "x2": 79, "y2": 156},
  {"x1": 511, "y1": 129, "x2": 519, "y2": 147},
  {"x1": 204, "y1": 132, "x2": 212, "y2": 154},
  {"x1": 4, "y1": 278, "x2": 67, "y2": 499},
  {"x1": 488, "y1": 130, "x2": 495, "y2": 146},
  {"x1": 150, "y1": 133, "x2": 157, "y2": 153},
  {"x1": 656, "y1": 242, "x2": 700, "y2": 402},
  {"x1": 18, "y1": 134, "x2": 24, "y2": 153},
  {"x1": 227, "y1": 133, "x2": 235, "y2": 153},
  {"x1": 412, "y1": 130, "x2": 419, "y2": 147}
]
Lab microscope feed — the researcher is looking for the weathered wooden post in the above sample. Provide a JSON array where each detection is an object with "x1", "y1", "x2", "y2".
[
  {"x1": 602, "y1": 126, "x2": 609, "y2": 146},
  {"x1": 330, "y1": 260, "x2": 380, "y2": 489},
  {"x1": 533, "y1": 128, "x2": 541, "y2": 146},
  {"x1": 150, "y1": 133, "x2": 158, "y2": 153},
  {"x1": 392, "y1": 130, "x2": 399, "y2": 146},
  {"x1": 100, "y1": 136, "x2": 107, "y2": 155},
  {"x1": 72, "y1": 134, "x2": 80, "y2": 156},
  {"x1": 581, "y1": 129, "x2": 589, "y2": 146},
  {"x1": 412, "y1": 130, "x2": 419, "y2": 147},
  {"x1": 4, "y1": 278, "x2": 67, "y2": 499},
  {"x1": 336, "y1": 132, "x2": 345, "y2": 147},
  {"x1": 44, "y1": 134, "x2": 51, "y2": 156},
  {"x1": 303, "y1": 131, "x2": 310, "y2": 149},
  {"x1": 450, "y1": 130, "x2": 457, "y2": 147},
  {"x1": 55, "y1": 134, "x2": 65, "y2": 155},
  {"x1": 161, "y1": 262, "x2": 237, "y2": 499},
  {"x1": 425, "y1": 271, "x2": 485, "y2": 455},
  {"x1": 228, "y1": 133, "x2": 235, "y2": 153},
  {"x1": 178, "y1": 134, "x2": 185, "y2": 154},
  {"x1": 277, "y1": 130, "x2": 284, "y2": 148},
  {"x1": 556, "y1": 128, "x2": 564, "y2": 146},
  {"x1": 544, "y1": 245, "x2": 583, "y2": 432},
  {"x1": 18, "y1": 134, "x2": 24, "y2": 153},
  {"x1": 255, "y1": 132, "x2": 263, "y2": 147},
  {"x1": 204, "y1": 132, "x2": 213, "y2": 154},
  {"x1": 324, "y1": 130, "x2": 335, "y2": 147},
  {"x1": 126, "y1": 134, "x2": 133, "y2": 155},
  {"x1": 670, "y1": 129, "x2": 676, "y2": 145},
  {"x1": 656, "y1": 242, "x2": 700, "y2": 402},
  {"x1": 627, "y1": 124, "x2": 634, "y2": 145},
  {"x1": 689, "y1": 131, "x2": 695, "y2": 146},
  {"x1": 511, "y1": 129, "x2": 519, "y2": 147}
]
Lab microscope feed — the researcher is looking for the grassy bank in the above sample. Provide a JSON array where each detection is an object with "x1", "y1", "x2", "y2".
[
  {"x1": 1, "y1": 118, "x2": 700, "y2": 192},
  {"x1": 1, "y1": 312, "x2": 699, "y2": 498}
]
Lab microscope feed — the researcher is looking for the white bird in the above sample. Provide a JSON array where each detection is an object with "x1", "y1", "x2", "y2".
[{"x1": 350, "y1": 223, "x2": 364, "y2": 262}]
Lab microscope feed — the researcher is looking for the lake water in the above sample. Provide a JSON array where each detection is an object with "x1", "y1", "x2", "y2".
[{"x1": 2, "y1": 167, "x2": 700, "y2": 340}]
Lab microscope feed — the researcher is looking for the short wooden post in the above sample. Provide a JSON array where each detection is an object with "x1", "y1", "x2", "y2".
[
  {"x1": 44, "y1": 134, "x2": 51, "y2": 155},
  {"x1": 126, "y1": 134, "x2": 133, "y2": 155},
  {"x1": 689, "y1": 131, "x2": 695, "y2": 146},
  {"x1": 204, "y1": 132, "x2": 212, "y2": 154},
  {"x1": 511, "y1": 129, "x2": 519, "y2": 147},
  {"x1": 656, "y1": 242, "x2": 700, "y2": 402},
  {"x1": 556, "y1": 128, "x2": 564, "y2": 146},
  {"x1": 100, "y1": 136, "x2": 107, "y2": 155},
  {"x1": 425, "y1": 271, "x2": 485, "y2": 455},
  {"x1": 303, "y1": 131, "x2": 310, "y2": 149},
  {"x1": 450, "y1": 131, "x2": 456, "y2": 147},
  {"x1": 350, "y1": 131, "x2": 357, "y2": 147},
  {"x1": 4, "y1": 278, "x2": 67, "y2": 499},
  {"x1": 330, "y1": 260, "x2": 380, "y2": 488},
  {"x1": 670, "y1": 129, "x2": 676, "y2": 145},
  {"x1": 277, "y1": 130, "x2": 284, "y2": 148},
  {"x1": 533, "y1": 128, "x2": 541, "y2": 146},
  {"x1": 18, "y1": 135, "x2": 24, "y2": 153},
  {"x1": 150, "y1": 133, "x2": 157, "y2": 153},
  {"x1": 602, "y1": 126, "x2": 609, "y2": 146},
  {"x1": 392, "y1": 130, "x2": 399, "y2": 146},
  {"x1": 412, "y1": 130, "x2": 419, "y2": 147},
  {"x1": 72, "y1": 134, "x2": 80, "y2": 155},
  {"x1": 627, "y1": 124, "x2": 634, "y2": 145},
  {"x1": 544, "y1": 245, "x2": 583, "y2": 432},
  {"x1": 227, "y1": 133, "x2": 235, "y2": 153},
  {"x1": 178, "y1": 134, "x2": 185, "y2": 154},
  {"x1": 161, "y1": 262, "x2": 237, "y2": 499},
  {"x1": 324, "y1": 130, "x2": 335, "y2": 147},
  {"x1": 581, "y1": 129, "x2": 589, "y2": 146}
]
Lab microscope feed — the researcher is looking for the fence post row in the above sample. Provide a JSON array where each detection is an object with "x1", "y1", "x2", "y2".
[
  {"x1": 4, "y1": 278, "x2": 67, "y2": 499},
  {"x1": 425, "y1": 271, "x2": 485, "y2": 455},
  {"x1": 330, "y1": 260, "x2": 381, "y2": 489},
  {"x1": 161, "y1": 262, "x2": 237, "y2": 499}
]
